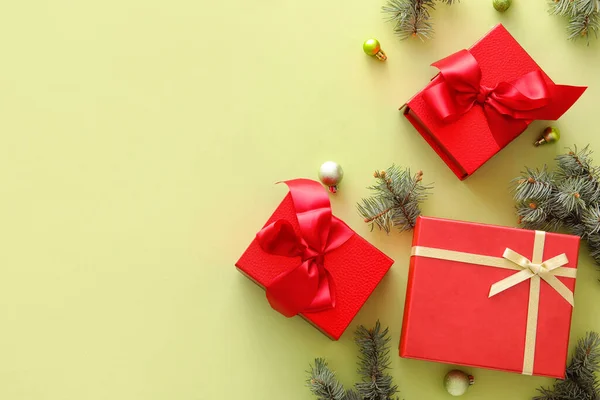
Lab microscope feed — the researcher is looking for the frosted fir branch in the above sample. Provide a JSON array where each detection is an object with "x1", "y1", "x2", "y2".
[{"x1": 357, "y1": 165, "x2": 432, "y2": 234}]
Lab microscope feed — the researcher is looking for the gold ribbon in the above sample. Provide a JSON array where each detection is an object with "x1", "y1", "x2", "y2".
[{"x1": 410, "y1": 231, "x2": 576, "y2": 375}]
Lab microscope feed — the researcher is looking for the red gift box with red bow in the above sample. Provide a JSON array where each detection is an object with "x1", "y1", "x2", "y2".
[
  {"x1": 403, "y1": 24, "x2": 586, "y2": 180},
  {"x1": 400, "y1": 216, "x2": 579, "y2": 378},
  {"x1": 236, "y1": 179, "x2": 394, "y2": 340}
]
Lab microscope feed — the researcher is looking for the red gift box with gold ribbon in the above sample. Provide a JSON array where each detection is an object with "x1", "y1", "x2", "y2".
[
  {"x1": 403, "y1": 24, "x2": 587, "y2": 180},
  {"x1": 236, "y1": 179, "x2": 394, "y2": 340},
  {"x1": 400, "y1": 216, "x2": 579, "y2": 378}
]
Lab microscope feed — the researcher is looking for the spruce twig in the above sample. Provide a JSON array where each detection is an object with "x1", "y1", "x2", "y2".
[
  {"x1": 512, "y1": 145, "x2": 600, "y2": 275},
  {"x1": 549, "y1": 0, "x2": 600, "y2": 44},
  {"x1": 306, "y1": 322, "x2": 400, "y2": 400},
  {"x1": 382, "y1": 0, "x2": 458, "y2": 41},
  {"x1": 354, "y1": 322, "x2": 398, "y2": 400},
  {"x1": 307, "y1": 359, "x2": 347, "y2": 400},
  {"x1": 357, "y1": 165, "x2": 432, "y2": 234},
  {"x1": 533, "y1": 332, "x2": 600, "y2": 400}
]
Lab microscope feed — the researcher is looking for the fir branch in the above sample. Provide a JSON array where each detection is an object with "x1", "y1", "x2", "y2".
[
  {"x1": 343, "y1": 390, "x2": 362, "y2": 400},
  {"x1": 382, "y1": 0, "x2": 457, "y2": 41},
  {"x1": 307, "y1": 323, "x2": 400, "y2": 400},
  {"x1": 549, "y1": 0, "x2": 600, "y2": 44},
  {"x1": 534, "y1": 332, "x2": 600, "y2": 400},
  {"x1": 307, "y1": 358, "x2": 348, "y2": 400},
  {"x1": 354, "y1": 321, "x2": 398, "y2": 400},
  {"x1": 512, "y1": 167, "x2": 555, "y2": 202},
  {"x1": 357, "y1": 165, "x2": 432, "y2": 234},
  {"x1": 512, "y1": 145, "x2": 600, "y2": 276}
]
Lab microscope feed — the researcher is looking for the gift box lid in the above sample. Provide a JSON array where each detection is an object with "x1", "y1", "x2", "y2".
[
  {"x1": 400, "y1": 216, "x2": 579, "y2": 378},
  {"x1": 236, "y1": 179, "x2": 394, "y2": 340},
  {"x1": 404, "y1": 24, "x2": 586, "y2": 180}
]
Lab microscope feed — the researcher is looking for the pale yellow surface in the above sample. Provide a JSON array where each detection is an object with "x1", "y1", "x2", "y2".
[{"x1": 1, "y1": 1, "x2": 599, "y2": 399}]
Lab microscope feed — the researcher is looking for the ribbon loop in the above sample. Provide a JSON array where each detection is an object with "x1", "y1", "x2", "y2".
[
  {"x1": 256, "y1": 179, "x2": 354, "y2": 317},
  {"x1": 421, "y1": 48, "x2": 582, "y2": 140},
  {"x1": 490, "y1": 245, "x2": 572, "y2": 306}
]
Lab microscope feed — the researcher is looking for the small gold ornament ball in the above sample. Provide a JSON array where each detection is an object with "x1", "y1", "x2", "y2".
[
  {"x1": 493, "y1": 0, "x2": 512, "y2": 12},
  {"x1": 534, "y1": 126, "x2": 561, "y2": 147},
  {"x1": 363, "y1": 39, "x2": 387, "y2": 61},
  {"x1": 444, "y1": 370, "x2": 474, "y2": 396},
  {"x1": 318, "y1": 161, "x2": 344, "y2": 193}
]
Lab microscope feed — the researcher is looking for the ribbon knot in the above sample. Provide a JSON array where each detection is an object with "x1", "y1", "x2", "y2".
[
  {"x1": 255, "y1": 179, "x2": 354, "y2": 318},
  {"x1": 476, "y1": 86, "x2": 492, "y2": 105},
  {"x1": 527, "y1": 262, "x2": 543, "y2": 275},
  {"x1": 489, "y1": 246, "x2": 574, "y2": 306}
]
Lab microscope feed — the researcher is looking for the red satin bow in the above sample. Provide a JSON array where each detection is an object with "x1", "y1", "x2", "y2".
[
  {"x1": 256, "y1": 179, "x2": 354, "y2": 317},
  {"x1": 422, "y1": 49, "x2": 583, "y2": 138}
]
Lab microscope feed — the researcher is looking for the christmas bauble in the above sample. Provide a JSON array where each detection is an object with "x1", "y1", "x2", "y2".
[
  {"x1": 444, "y1": 370, "x2": 474, "y2": 396},
  {"x1": 493, "y1": 0, "x2": 511, "y2": 12},
  {"x1": 363, "y1": 39, "x2": 387, "y2": 61},
  {"x1": 318, "y1": 161, "x2": 344, "y2": 193},
  {"x1": 534, "y1": 126, "x2": 560, "y2": 147}
]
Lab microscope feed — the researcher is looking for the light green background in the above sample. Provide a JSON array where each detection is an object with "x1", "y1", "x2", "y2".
[{"x1": 1, "y1": 1, "x2": 599, "y2": 399}]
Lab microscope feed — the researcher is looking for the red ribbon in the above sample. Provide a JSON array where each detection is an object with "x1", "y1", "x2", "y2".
[
  {"x1": 256, "y1": 179, "x2": 354, "y2": 317},
  {"x1": 422, "y1": 49, "x2": 585, "y2": 139}
]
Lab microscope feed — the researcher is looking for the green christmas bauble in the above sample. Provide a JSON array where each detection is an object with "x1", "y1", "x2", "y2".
[
  {"x1": 444, "y1": 370, "x2": 474, "y2": 396},
  {"x1": 534, "y1": 126, "x2": 561, "y2": 147},
  {"x1": 493, "y1": 0, "x2": 512, "y2": 12},
  {"x1": 363, "y1": 39, "x2": 387, "y2": 61}
]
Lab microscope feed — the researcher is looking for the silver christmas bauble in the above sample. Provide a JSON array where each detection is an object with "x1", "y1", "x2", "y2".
[
  {"x1": 318, "y1": 161, "x2": 344, "y2": 193},
  {"x1": 444, "y1": 370, "x2": 474, "y2": 396}
]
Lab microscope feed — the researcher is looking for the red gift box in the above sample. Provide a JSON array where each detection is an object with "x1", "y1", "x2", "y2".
[
  {"x1": 403, "y1": 24, "x2": 586, "y2": 180},
  {"x1": 236, "y1": 179, "x2": 394, "y2": 340},
  {"x1": 400, "y1": 216, "x2": 579, "y2": 378}
]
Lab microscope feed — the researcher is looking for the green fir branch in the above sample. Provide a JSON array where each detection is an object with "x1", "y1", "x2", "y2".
[
  {"x1": 534, "y1": 332, "x2": 600, "y2": 400},
  {"x1": 343, "y1": 391, "x2": 362, "y2": 400},
  {"x1": 306, "y1": 322, "x2": 400, "y2": 400},
  {"x1": 382, "y1": 0, "x2": 457, "y2": 41},
  {"x1": 549, "y1": 0, "x2": 600, "y2": 44},
  {"x1": 357, "y1": 165, "x2": 432, "y2": 234},
  {"x1": 307, "y1": 359, "x2": 347, "y2": 400},
  {"x1": 512, "y1": 145, "x2": 600, "y2": 276},
  {"x1": 354, "y1": 322, "x2": 398, "y2": 400}
]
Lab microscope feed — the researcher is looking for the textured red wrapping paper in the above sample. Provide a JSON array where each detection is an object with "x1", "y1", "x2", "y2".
[
  {"x1": 236, "y1": 193, "x2": 394, "y2": 340},
  {"x1": 400, "y1": 216, "x2": 579, "y2": 378},
  {"x1": 403, "y1": 24, "x2": 586, "y2": 180}
]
